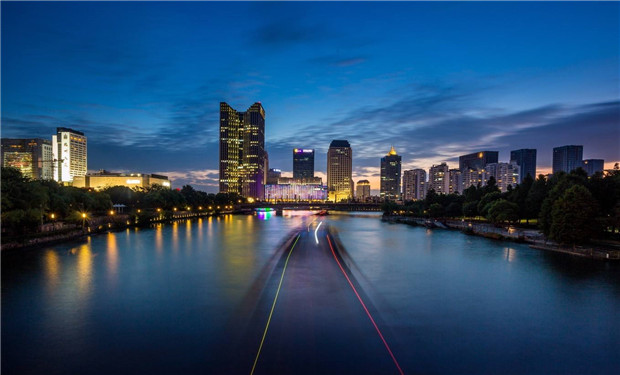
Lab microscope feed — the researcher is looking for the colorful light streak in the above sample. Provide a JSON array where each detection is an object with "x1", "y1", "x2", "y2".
[
  {"x1": 250, "y1": 234, "x2": 300, "y2": 375},
  {"x1": 326, "y1": 235, "x2": 405, "y2": 375},
  {"x1": 315, "y1": 221, "x2": 323, "y2": 244}
]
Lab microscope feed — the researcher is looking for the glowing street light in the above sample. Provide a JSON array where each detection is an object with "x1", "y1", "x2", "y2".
[
  {"x1": 109, "y1": 210, "x2": 115, "y2": 215},
  {"x1": 81, "y1": 212, "x2": 87, "y2": 228}
]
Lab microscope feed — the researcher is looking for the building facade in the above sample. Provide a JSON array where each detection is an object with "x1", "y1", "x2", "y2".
[
  {"x1": 356, "y1": 180, "x2": 371, "y2": 202},
  {"x1": 1, "y1": 138, "x2": 53, "y2": 180},
  {"x1": 265, "y1": 179, "x2": 327, "y2": 202},
  {"x1": 219, "y1": 102, "x2": 266, "y2": 200},
  {"x1": 510, "y1": 148, "x2": 537, "y2": 182},
  {"x1": 580, "y1": 159, "x2": 604, "y2": 176},
  {"x1": 52, "y1": 127, "x2": 87, "y2": 183},
  {"x1": 448, "y1": 168, "x2": 461, "y2": 194},
  {"x1": 552, "y1": 145, "x2": 583, "y2": 174},
  {"x1": 293, "y1": 149, "x2": 314, "y2": 179},
  {"x1": 486, "y1": 162, "x2": 520, "y2": 192},
  {"x1": 402, "y1": 169, "x2": 426, "y2": 201},
  {"x1": 266, "y1": 168, "x2": 282, "y2": 185},
  {"x1": 462, "y1": 167, "x2": 490, "y2": 191},
  {"x1": 428, "y1": 163, "x2": 450, "y2": 194},
  {"x1": 459, "y1": 151, "x2": 499, "y2": 172},
  {"x1": 72, "y1": 171, "x2": 171, "y2": 190},
  {"x1": 327, "y1": 140, "x2": 353, "y2": 202},
  {"x1": 380, "y1": 146, "x2": 401, "y2": 201}
]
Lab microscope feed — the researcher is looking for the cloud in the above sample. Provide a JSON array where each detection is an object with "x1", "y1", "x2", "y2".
[{"x1": 154, "y1": 169, "x2": 219, "y2": 190}]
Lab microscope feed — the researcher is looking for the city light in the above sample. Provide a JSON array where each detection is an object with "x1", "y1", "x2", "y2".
[{"x1": 109, "y1": 210, "x2": 114, "y2": 215}]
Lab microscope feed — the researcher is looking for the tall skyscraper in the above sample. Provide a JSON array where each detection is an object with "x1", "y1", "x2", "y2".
[
  {"x1": 448, "y1": 168, "x2": 461, "y2": 194},
  {"x1": 459, "y1": 151, "x2": 499, "y2": 171},
  {"x1": 552, "y1": 145, "x2": 583, "y2": 174},
  {"x1": 402, "y1": 169, "x2": 426, "y2": 201},
  {"x1": 327, "y1": 140, "x2": 353, "y2": 202},
  {"x1": 580, "y1": 159, "x2": 604, "y2": 176},
  {"x1": 510, "y1": 149, "x2": 537, "y2": 182},
  {"x1": 380, "y1": 146, "x2": 402, "y2": 201},
  {"x1": 1, "y1": 138, "x2": 53, "y2": 180},
  {"x1": 52, "y1": 127, "x2": 87, "y2": 183},
  {"x1": 356, "y1": 180, "x2": 371, "y2": 202},
  {"x1": 428, "y1": 163, "x2": 450, "y2": 194},
  {"x1": 293, "y1": 149, "x2": 314, "y2": 179},
  {"x1": 219, "y1": 102, "x2": 266, "y2": 199}
]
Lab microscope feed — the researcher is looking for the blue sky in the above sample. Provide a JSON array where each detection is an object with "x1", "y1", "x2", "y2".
[{"x1": 2, "y1": 1, "x2": 619, "y2": 192}]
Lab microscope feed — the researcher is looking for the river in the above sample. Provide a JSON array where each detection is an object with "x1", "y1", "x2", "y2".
[{"x1": 2, "y1": 212, "x2": 619, "y2": 374}]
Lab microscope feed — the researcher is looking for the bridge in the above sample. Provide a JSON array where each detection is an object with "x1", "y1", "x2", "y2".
[{"x1": 235, "y1": 202, "x2": 383, "y2": 213}]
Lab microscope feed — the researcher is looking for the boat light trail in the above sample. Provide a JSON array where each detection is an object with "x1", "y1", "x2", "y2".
[
  {"x1": 314, "y1": 221, "x2": 323, "y2": 244},
  {"x1": 327, "y1": 235, "x2": 405, "y2": 375},
  {"x1": 250, "y1": 234, "x2": 300, "y2": 375}
]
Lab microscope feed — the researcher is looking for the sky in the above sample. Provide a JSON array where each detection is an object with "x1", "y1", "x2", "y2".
[{"x1": 2, "y1": 1, "x2": 619, "y2": 193}]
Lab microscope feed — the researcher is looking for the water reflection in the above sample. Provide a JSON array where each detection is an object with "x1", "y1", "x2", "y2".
[
  {"x1": 503, "y1": 247, "x2": 516, "y2": 263},
  {"x1": 44, "y1": 250, "x2": 60, "y2": 293},
  {"x1": 76, "y1": 239, "x2": 93, "y2": 300},
  {"x1": 155, "y1": 224, "x2": 163, "y2": 255},
  {"x1": 106, "y1": 232, "x2": 118, "y2": 283}
]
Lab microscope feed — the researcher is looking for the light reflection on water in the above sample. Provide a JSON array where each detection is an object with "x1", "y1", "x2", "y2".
[{"x1": 2, "y1": 212, "x2": 619, "y2": 375}]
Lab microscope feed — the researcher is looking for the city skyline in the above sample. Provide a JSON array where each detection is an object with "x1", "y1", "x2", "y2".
[{"x1": 2, "y1": 2, "x2": 619, "y2": 193}]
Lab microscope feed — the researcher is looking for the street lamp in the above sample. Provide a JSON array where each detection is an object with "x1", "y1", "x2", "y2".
[{"x1": 82, "y1": 213, "x2": 87, "y2": 229}]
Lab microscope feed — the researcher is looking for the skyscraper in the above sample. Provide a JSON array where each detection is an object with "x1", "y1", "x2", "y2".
[
  {"x1": 219, "y1": 102, "x2": 266, "y2": 199},
  {"x1": 293, "y1": 149, "x2": 314, "y2": 179},
  {"x1": 580, "y1": 159, "x2": 604, "y2": 176},
  {"x1": 52, "y1": 127, "x2": 87, "y2": 183},
  {"x1": 327, "y1": 140, "x2": 352, "y2": 202},
  {"x1": 510, "y1": 149, "x2": 537, "y2": 182},
  {"x1": 486, "y1": 162, "x2": 520, "y2": 192},
  {"x1": 402, "y1": 169, "x2": 426, "y2": 201},
  {"x1": 1, "y1": 138, "x2": 53, "y2": 180},
  {"x1": 380, "y1": 146, "x2": 401, "y2": 201},
  {"x1": 448, "y1": 168, "x2": 461, "y2": 194},
  {"x1": 552, "y1": 145, "x2": 583, "y2": 174},
  {"x1": 356, "y1": 180, "x2": 371, "y2": 202},
  {"x1": 428, "y1": 163, "x2": 450, "y2": 194},
  {"x1": 459, "y1": 151, "x2": 499, "y2": 171}
]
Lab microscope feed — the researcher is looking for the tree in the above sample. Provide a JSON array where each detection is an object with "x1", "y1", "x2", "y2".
[
  {"x1": 549, "y1": 185, "x2": 599, "y2": 245},
  {"x1": 487, "y1": 199, "x2": 519, "y2": 225},
  {"x1": 462, "y1": 201, "x2": 478, "y2": 217},
  {"x1": 427, "y1": 203, "x2": 444, "y2": 218},
  {"x1": 382, "y1": 200, "x2": 399, "y2": 215},
  {"x1": 478, "y1": 191, "x2": 501, "y2": 217}
]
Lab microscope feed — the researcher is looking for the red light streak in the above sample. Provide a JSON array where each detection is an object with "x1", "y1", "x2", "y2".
[{"x1": 327, "y1": 235, "x2": 405, "y2": 375}]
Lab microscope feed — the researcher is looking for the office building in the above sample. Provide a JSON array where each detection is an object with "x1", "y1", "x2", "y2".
[
  {"x1": 52, "y1": 127, "x2": 87, "y2": 183},
  {"x1": 428, "y1": 163, "x2": 450, "y2": 194},
  {"x1": 356, "y1": 180, "x2": 371, "y2": 202},
  {"x1": 265, "y1": 177, "x2": 327, "y2": 202},
  {"x1": 459, "y1": 151, "x2": 499, "y2": 172},
  {"x1": 510, "y1": 149, "x2": 537, "y2": 182},
  {"x1": 293, "y1": 149, "x2": 314, "y2": 179},
  {"x1": 219, "y1": 102, "x2": 266, "y2": 199},
  {"x1": 486, "y1": 162, "x2": 520, "y2": 192},
  {"x1": 266, "y1": 168, "x2": 281, "y2": 185},
  {"x1": 1, "y1": 138, "x2": 53, "y2": 180},
  {"x1": 402, "y1": 169, "x2": 426, "y2": 201},
  {"x1": 552, "y1": 145, "x2": 583, "y2": 174},
  {"x1": 448, "y1": 169, "x2": 461, "y2": 194},
  {"x1": 380, "y1": 146, "x2": 402, "y2": 201},
  {"x1": 72, "y1": 171, "x2": 171, "y2": 190},
  {"x1": 327, "y1": 140, "x2": 353, "y2": 202},
  {"x1": 462, "y1": 167, "x2": 491, "y2": 190},
  {"x1": 580, "y1": 159, "x2": 604, "y2": 176}
]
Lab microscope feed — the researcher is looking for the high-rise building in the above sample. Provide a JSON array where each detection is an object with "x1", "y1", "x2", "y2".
[
  {"x1": 52, "y1": 127, "x2": 87, "y2": 183},
  {"x1": 462, "y1": 167, "x2": 491, "y2": 190},
  {"x1": 428, "y1": 163, "x2": 450, "y2": 194},
  {"x1": 266, "y1": 168, "x2": 281, "y2": 185},
  {"x1": 1, "y1": 138, "x2": 53, "y2": 180},
  {"x1": 263, "y1": 151, "x2": 269, "y2": 185},
  {"x1": 580, "y1": 159, "x2": 604, "y2": 176},
  {"x1": 356, "y1": 179, "x2": 371, "y2": 202},
  {"x1": 486, "y1": 162, "x2": 520, "y2": 192},
  {"x1": 219, "y1": 102, "x2": 266, "y2": 199},
  {"x1": 327, "y1": 140, "x2": 353, "y2": 202},
  {"x1": 380, "y1": 146, "x2": 402, "y2": 201},
  {"x1": 459, "y1": 151, "x2": 499, "y2": 172},
  {"x1": 293, "y1": 149, "x2": 314, "y2": 179},
  {"x1": 402, "y1": 169, "x2": 426, "y2": 201},
  {"x1": 552, "y1": 145, "x2": 583, "y2": 174},
  {"x1": 510, "y1": 149, "x2": 537, "y2": 182},
  {"x1": 448, "y1": 168, "x2": 461, "y2": 194}
]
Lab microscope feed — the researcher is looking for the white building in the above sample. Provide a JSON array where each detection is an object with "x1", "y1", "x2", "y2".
[
  {"x1": 52, "y1": 127, "x2": 87, "y2": 183},
  {"x1": 402, "y1": 169, "x2": 427, "y2": 200},
  {"x1": 462, "y1": 167, "x2": 491, "y2": 191},
  {"x1": 428, "y1": 163, "x2": 450, "y2": 194},
  {"x1": 448, "y1": 168, "x2": 461, "y2": 194},
  {"x1": 486, "y1": 162, "x2": 520, "y2": 192}
]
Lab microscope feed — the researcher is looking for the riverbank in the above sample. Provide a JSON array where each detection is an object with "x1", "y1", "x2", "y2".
[{"x1": 382, "y1": 215, "x2": 620, "y2": 261}]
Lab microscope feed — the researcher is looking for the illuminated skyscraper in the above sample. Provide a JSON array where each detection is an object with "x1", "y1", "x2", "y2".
[
  {"x1": 380, "y1": 146, "x2": 401, "y2": 201},
  {"x1": 219, "y1": 102, "x2": 266, "y2": 199},
  {"x1": 1, "y1": 138, "x2": 53, "y2": 180},
  {"x1": 448, "y1": 168, "x2": 461, "y2": 194},
  {"x1": 402, "y1": 169, "x2": 426, "y2": 201},
  {"x1": 428, "y1": 163, "x2": 450, "y2": 194},
  {"x1": 580, "y1": 159, "x2": 604, "y2": 176},
  {"x1": 510, "y1": 148, "x2": 537, "y2": 182},
  {"x1": 293, "y1": 149, "x2": 314, "y2": 179},
  {"x1": 52, "y1": 127, "x2": 87, "y2": 183},
  {"x1": 327, "y1": 140, "x2": 352, "y2": 202},
  {"x1": 356, "y1": 179, "x2": 371, "y2": 202},
  {"x1": 459, "y1": 151, "x2": 499, "y2": 171},
  {"x1": 552, "y1": 145, "x2": 583, "y2": 174}
]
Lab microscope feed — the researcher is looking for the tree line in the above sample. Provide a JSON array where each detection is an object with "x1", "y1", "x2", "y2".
[
  {"x1": 383, "y1": 165, "x2": 620, "y2": 245},
  {"x1": 1, "y1": 167, "x2": 243, "y2": 236}
]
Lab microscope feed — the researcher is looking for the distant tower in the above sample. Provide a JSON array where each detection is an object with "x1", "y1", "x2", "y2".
[
  {"x1": 52, "y1": 127, "x2": 87, "y2": 183},
  {"x1": 552, "y1": 145, "x2": 583, "y2": 174},
  {"x1": 580, "y1": 159, "x2": 604, "y2": 176},
  {"x1": 219, "y1": 102, "x2": 266, "y2": 199},
  {"x1": 428, "y1": 163, "x2": 450, "y2": 194},
  {"x1": 402, "y1": 169, "x2": 426, "y2": 201},
  {"x1": 356, "y1": 180, "x2": 371, "y2": 202},
  {"x1": 510, "y1": 149, "x2": 537, "y2": 182},
  {"x1": 293, "y1": 148, "x2": 314, "y2": 179},
  {"x1": 327, "y1": 140, "x2": 353, "y2": 202},
  {"x1": 459, "y1": 151, "x2": 499, "y2": 171},
  {"x1": 380, "y1": 146, "x2": 402, "y2": 201}
]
